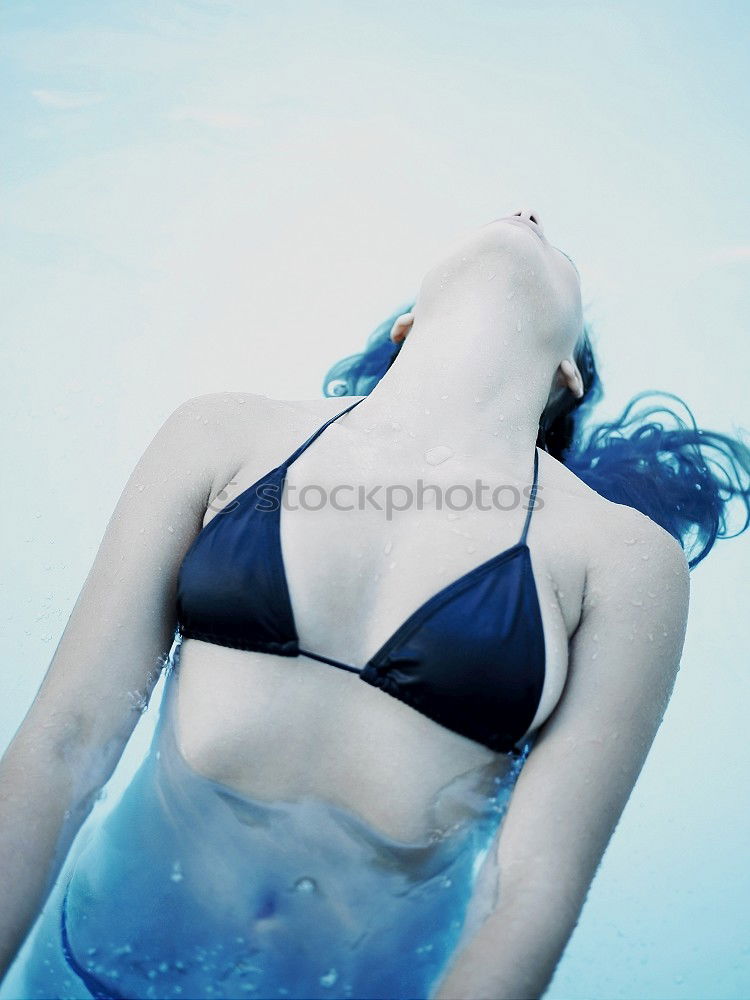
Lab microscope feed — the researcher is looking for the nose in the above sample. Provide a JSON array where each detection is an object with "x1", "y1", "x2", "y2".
[{"x1": 513, "y1": 209, "x2": 544, "y2": 235}]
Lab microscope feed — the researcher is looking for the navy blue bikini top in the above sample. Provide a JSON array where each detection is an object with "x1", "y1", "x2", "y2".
[{"x1": 176, "y1": 397, "x2": 546, "y2": 757}]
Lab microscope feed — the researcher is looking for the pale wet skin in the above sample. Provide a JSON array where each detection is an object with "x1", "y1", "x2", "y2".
[{"x1": 173, "y1": 391, "x2": 601, "y2": 845}]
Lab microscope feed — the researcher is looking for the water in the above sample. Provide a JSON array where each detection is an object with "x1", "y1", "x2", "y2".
[{"x1": 1, "y1": 648, "x2": 526, "y2": 1000}]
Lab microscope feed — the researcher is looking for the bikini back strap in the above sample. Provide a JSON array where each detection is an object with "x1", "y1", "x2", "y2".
[{"x1": 519, "y1": 448, "x2": 540, "y2": 546}]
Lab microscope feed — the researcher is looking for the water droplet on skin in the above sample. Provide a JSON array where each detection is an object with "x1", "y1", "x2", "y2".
[
  {"x1": 294, "y1": 876, "x2": 317, "y2": 894},
  {"x1": 425, "y1": 445, "x2": 454, "y2": 465},
  {"x1": 499, "y1": 414, "x2": 504, "y2": 421},
  {"x1": 383, "y1": 540, "x2": 393, "y2": 555}
]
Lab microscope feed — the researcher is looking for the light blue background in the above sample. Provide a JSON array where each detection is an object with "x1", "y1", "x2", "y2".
[{"x1": 1, "y1": 2, "x2": 749, "y2": 997}]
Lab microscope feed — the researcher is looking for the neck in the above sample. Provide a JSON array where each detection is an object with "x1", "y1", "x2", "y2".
[{"x1": 345, "y1": 305, "x2": 554, "y2": 471}]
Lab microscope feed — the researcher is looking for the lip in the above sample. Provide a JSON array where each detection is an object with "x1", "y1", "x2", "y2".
[{"x1": 497, "y1": 216, "x2": 546, "y2": 243}]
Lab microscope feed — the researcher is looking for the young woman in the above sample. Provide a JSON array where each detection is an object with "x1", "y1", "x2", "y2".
[{"x1": 1, "y1": 210, "x2": 747, "y2": 1000}]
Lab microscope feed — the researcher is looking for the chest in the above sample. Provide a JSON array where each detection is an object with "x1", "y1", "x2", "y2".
[
  {"x1": 173, "y1": 415, "x2": 587, "y2": 827},
  {"x1": 194, "y1": 435, "x2": 583, "y2": 732},
  {"x1": 280, "y1": 455, "x2": 577, "y2": 663}
]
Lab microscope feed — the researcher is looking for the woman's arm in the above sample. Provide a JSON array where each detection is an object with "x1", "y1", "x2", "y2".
[
  {"x1": 0, "y1": 393, "x2": 242, "y2": 982},
  {"x1": 432, "y1": 509, "x2": 691, "y2": 1000}
]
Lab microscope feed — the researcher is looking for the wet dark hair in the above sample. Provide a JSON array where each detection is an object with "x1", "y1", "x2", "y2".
[{"x1": 322, "y1": 300, "x2": 750, "y2": 569}]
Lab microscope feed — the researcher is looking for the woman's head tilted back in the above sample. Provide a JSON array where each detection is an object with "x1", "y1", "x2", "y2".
[
  {"x1": 325, "y1": 209, "x2": 601, "y2": 463},
  {"x1": 322, "y1": 208, "x2": 750, "y2": 568}
]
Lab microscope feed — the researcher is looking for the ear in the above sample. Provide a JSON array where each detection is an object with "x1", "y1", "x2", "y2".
[
  {"x1": 557, "y1": 358, "x2": 584, "y2": 400},
  {"x1": 389, "y1": 311, "x2": 415, "y2": 344}
]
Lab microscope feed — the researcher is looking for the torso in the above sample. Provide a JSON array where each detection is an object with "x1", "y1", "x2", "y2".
[{"x1": 172, "y1": 393, "x2": 608, "y2": 841}]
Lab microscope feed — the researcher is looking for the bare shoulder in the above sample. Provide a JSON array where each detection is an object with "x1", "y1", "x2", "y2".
[
  {"x1": 168, "y1": 392, "x2": 363, "y2": 494},
  {"x1": 586, "y1": 494, "x2": 691, "y2": 597},
  {"x1": 542, "y1": 452, "x2": 690, "y2": 584},
  {"x1": 169, "y1": 391, "x2": 277, "y2": 441},
  {"x1": 167, "y1": 390, "x2": 286, "y2": 461},
  {"x1": 172, "y1": 391, "x2": 359, "y2": 438}
]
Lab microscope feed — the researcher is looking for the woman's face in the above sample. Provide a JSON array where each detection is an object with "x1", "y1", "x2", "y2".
[{"x1": 417, "y1": 210, "x2": 583, "y2": 352}]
